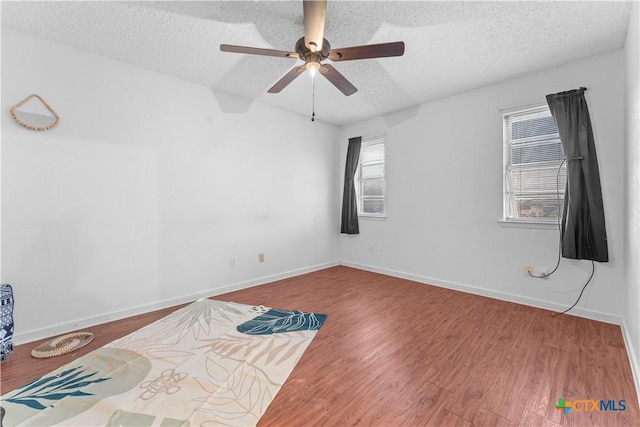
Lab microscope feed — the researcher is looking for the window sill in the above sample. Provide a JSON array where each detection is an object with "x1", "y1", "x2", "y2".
[
  {"x1": 359, "y1": 215, "x2": 387, "y2": 221},
  {"x1": 498, "y1": 219, "x2": 560, "y2": 230}
]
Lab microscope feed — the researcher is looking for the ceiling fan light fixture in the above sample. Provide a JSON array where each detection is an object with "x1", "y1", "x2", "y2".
[{"x1": 305, "y1": 61, "x2": 321, "y2": 71}]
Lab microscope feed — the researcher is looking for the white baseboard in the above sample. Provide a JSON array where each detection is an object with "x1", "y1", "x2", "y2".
[
  {"x1": 14, "y1": 260, "x2": 340, "y2": 345},
  {"x1": 621, "y1": 317, "x2": 640, "y2": 407},
  {"x1": 340, "y1": 260, "x2": 621, "y2": 325}
]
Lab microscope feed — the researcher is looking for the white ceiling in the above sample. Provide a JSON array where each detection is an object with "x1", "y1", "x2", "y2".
[{"x1": 1, "y1": 1, "x2": 632, "y2": 126}]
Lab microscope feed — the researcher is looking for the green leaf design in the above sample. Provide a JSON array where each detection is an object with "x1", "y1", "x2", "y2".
[
  {"x1": 237, "y1": 309, "x2": 327, "y2": 335},
  {"x1": 4, "y1": 366, "x2": 110, "y2": 410},
  {"x1": 14, "y1": 369, "x2": 78, "y2": 395},
  {"x1": 36, "y1": 391, "x2": 91, "y2": 400},
  {"x1": 43, "y1": 370, "x2": 85, "y2": 390},
  {"x1": 9, "y1": 398, "x2": 47, "y2": 410}
]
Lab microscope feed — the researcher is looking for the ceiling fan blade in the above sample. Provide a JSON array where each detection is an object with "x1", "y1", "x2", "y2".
[
  {"x1": 268, "y1": 66, "x2": 307, "y2": 93},
  {"x1": 220, "y1": 44, "x2": 298, "y2": 59},
  {"x1": 303, "y1": 0, "x2": 326, "y2": 52},
  {"x1": 328, "y1": 41, "x2": 405, "y2": 61},
  {"x1": 319, "y1": 64, "x2": 357, "y2": 96}
]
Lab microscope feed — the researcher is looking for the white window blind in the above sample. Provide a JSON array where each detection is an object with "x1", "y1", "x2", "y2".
[
  {"x1": 503, "y1": 105, "x2": 566, "y2": 221},
  {"x1": 357, "y1": 135, "x2": 385, "y2": 216}
]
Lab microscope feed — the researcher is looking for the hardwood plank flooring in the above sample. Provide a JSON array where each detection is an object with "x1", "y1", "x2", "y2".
[{"x1": 1, "y1": 266, "x2": 638, "y2": 426}]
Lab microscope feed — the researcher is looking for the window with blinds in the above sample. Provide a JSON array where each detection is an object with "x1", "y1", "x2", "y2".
[
  {"x1": 503, "y1": 105, "x2": 566, "y2": 222},
  {"x1": 357, "y1": 135, "x2": 385, "y2": 217}
]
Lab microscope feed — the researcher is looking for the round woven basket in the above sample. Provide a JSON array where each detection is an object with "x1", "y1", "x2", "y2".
[{"x1": 31, "y1": 332, "x2": 94, "y2": 359}]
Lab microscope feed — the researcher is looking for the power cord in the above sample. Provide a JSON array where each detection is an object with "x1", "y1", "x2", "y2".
[
  {"x1": 525, "y1": 156, "x2": 596, "y2": 316},
  {"x1": 528, "y1": 158, "x2": 566, "y2": 279},
  {"x1": 552, "y1": 215, "x2": 596, "y2": 317},
  {"x1": 552, "y1": 259, "x2": 595, "y2": 316}
]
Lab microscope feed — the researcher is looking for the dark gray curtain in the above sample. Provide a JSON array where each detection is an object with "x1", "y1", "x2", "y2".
[
  {"x1": 546, "y1": 88, "x2": 608, "y2": 262},
  {"x1": 341, "y1": 137, "x2": 362, "y2": 234}
]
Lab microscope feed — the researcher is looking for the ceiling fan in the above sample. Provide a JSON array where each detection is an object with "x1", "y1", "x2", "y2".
[{"x1": 220, "y1": 0, "x2": 405, "y2": 96}]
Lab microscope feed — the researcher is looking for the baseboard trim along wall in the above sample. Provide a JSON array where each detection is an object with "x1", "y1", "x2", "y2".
[
  {"x1": 14, "y1": 260, "x2": 340, "y2": 345},
  {"x1": 621, "y1": 318, "x2": 640, "y2": 407},
  {"x1": 340, "y1": 260, "x2": 621, "y2": 325}
]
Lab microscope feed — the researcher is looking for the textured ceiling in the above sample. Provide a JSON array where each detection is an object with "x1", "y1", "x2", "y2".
[{"x1": 1, "y1": 1, "x2": 632, "y2": 126}]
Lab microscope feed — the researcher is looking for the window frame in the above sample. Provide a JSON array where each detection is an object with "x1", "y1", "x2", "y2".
[
  {"x1": 356, "y1": 135, "x2": 386, "y2": 219},
  {"x1": 502, "y1": 103, "x2": 566, "y2": 225}
]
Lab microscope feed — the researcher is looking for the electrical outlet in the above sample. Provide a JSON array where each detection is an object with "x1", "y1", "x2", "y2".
[
  {"x1": 230, "y1": 257, "x2": 237, "y2": 268},
  {"x1": 258, "y1": 253, "x2": 264, "y2": 263},
  {"x1": 524, "y1": 266, "x2": 533, "y2": 277}
]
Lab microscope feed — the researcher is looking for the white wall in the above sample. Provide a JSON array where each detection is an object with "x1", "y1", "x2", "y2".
[
  {"x1": 623, "y1": 1, "x2": 640, "y2": 403},
  {"x1": 339, "y1": 50, "x2": 626, "y2": 323},
  {"x1": 1, "y1": 27, "x2": 340, "y2": 344}
]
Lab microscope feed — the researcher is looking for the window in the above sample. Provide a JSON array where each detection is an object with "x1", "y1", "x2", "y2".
[
  {"x1": 357, "y1": 135, "x2": 385, "y2": 217},
  {"x1": 503, "y1": 105, "x2": 566, "y2": 222}
]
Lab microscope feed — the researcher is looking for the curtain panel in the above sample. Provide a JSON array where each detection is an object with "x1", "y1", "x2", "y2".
[
  {"x1": 341, "y1": 137, "x2": 362, "y2": 234},
  {"x1": 546, "y1": 88, "x2": 608, "y2": 262}
]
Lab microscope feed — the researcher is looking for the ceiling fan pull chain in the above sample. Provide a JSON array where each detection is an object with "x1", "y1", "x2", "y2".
[{"x1": 311, "y1": 75, "x2": 316, "y2": 122}]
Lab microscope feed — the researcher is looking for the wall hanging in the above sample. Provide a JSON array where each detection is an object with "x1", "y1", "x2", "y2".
[{"x1": 11, "y1": 94, "x2": 60, "y2": 131}]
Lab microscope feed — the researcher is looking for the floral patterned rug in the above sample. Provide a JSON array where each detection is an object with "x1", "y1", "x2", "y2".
[{"x1": 0, "y1": 299, "x2": 327, "y2": 426}]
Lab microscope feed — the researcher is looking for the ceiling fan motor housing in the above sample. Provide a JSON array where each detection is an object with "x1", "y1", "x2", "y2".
[{"x1": 295, "y1": 37, "x2": 331, "y2": 65}]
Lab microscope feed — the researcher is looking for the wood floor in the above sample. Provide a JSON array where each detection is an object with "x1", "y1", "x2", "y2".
[{"x1": 1, "y1": 266, "x2": 638, "y2": 426}]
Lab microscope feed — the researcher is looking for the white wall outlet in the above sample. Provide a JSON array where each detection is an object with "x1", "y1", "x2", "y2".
[
  {"x1": 230, "y1": 257, "x2": 237, "y2": 268},
  {"x1": 524, "y1": 266, "x2": 533, "y2": 277},
  {"x1": 258, "y1": 253, "x2": 264, "y2": 263}
]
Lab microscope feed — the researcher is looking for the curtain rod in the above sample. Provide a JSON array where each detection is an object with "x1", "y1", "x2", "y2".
[
  {"x1": 548, "y1": 87, "x2": 588, "y2": 98},
  {"x1": 499, "y1": 87, "x2": 588, "y2": 112}
]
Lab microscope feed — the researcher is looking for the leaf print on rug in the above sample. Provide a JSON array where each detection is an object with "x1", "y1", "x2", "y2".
[
  {"x1": 111, "y1": 299, "x2": 246, "y2": 346},
  {"x1": 3, "y1": 366, "x2": 110, "y2": 410},
  {"x1": 237, "y1": 308, "x2": 327, "y2": 335},
  {"x1": 0, "y1": 299, "x2": 326, "y2": 426},
  {"x1": 192, "y1": 355, "x2": 276, "y2": 423},
  {"x1": 1, "y1": 348, "x2": 151, "y2": 427},
  {"x1": 203, "y1": 331, "x2": 310, "y2": 367}
]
